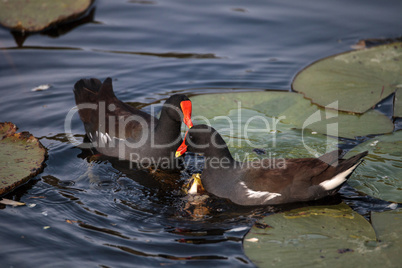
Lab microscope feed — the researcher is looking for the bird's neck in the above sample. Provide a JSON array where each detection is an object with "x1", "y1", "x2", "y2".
[
  {"x1": 203, "y1": 146, "x2": 237, "y2": 171},
  {"x1": 153, "y1": 108, "x2": 182, "y2": 145},
  {"x1": 201, "y1": 148, "x2": 240, "y2": 196}
]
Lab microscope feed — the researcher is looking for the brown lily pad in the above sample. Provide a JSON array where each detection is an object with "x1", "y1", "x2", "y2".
[
  {"x1": 0, "y1": 0, "x2": 93, "y2": 32},
  {"x1": 0, "y1": 122, "x2": 47, "y2": 195}
]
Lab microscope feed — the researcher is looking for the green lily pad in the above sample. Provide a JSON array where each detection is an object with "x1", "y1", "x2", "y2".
[
  {"x1": 372, "y1": 208, "x2": 402, "y2": 243},
  {"x1": 244, "y1": 203, "x2": 377, "y2": 267},
  {"x1": 395, "y1": 88, "x2": 402, "y2": 118},
  {"x1": 345, "y1": 131, "x2": 402, "y2": 203},
  {"x1": 0, "y1": 0, "x2": 93, "y2": 32},
  {"x1": 0, "y1": 122, "x2": 47, "y2": 195},
  {"x1": 190, "y1": 91, "x2": 393, "y2": 140},
  {"x1": 192, "y1": 107, "x2": 339, "y2": 160},
  {"x1": 292, "y1": 42, "x2": 402, "y2": 114},
  {"x1": 369, "y1": 208, "x2": 402, "y2": 267}
]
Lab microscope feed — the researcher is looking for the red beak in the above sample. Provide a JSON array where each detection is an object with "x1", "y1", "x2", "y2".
[
  {"x1": 175, "y1": 131, "x2": 188, "y2": 157},
  {"x1": 180, "y1": 100, "x2": 193, "y2": 128}
]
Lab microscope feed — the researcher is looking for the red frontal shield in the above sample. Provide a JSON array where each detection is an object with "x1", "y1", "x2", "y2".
[{"x1": 180, "y1": 100, "x2": 193, "y2": 128}]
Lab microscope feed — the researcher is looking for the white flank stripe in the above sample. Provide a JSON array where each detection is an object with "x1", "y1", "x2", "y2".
[
  {"x1": 105, "y1": 133, "x2": 112, "y2": 142},
  {"x1": 239, "y1": 182, "x2": 281, "y2": 201},
  {"x1": 94, "y1": 131, "x2": 124, "y2": 143},
  {"x1": 319, "y1": 163, "x2": 359, "y2": 190},
  {"x1": 98, "y1": 132, "x2": 108, "y2": 144}
]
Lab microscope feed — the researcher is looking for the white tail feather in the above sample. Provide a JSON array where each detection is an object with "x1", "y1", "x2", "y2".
[{"x1": 319, "y1": 163, "x2": 359, "y2": 190}]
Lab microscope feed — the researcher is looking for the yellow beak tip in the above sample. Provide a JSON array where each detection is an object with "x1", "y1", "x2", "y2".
[{"x1": 175, "y1": 151, "x2": 182, "y2": 158}]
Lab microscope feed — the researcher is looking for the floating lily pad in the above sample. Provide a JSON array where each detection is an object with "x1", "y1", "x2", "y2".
[
  {"x1": 372, "y1": 208, "x2": 402, "y2": 243},
  {"x1": 394, "y1": 88, "x2": 402, "y2": 118},
  {"x1": 0, "y1": 0, "x2": 93, "y2": 32},
  {"x1": 244, "y1": 203, "x2": 377, "y2": 267},
  {"x1": 292, "y1": 42, "x2": 402, "y2": 114},
  {"x1": 190, "y1": 91, "x2": 393, "y2": 140},
  {"x1": 192, "y1": 106, "x2": 339, "y2": 160},
  {"x1": 0, "y1": 122, "x2": 47, "y2": 195},
  {"x1": 345, "y1": 131, "x2": 402, "y2": 203},
  {"x1": 370, "y1": 208, "x2": 402, "y2": 266}
]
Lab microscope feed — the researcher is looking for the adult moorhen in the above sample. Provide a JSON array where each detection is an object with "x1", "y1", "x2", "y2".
[
  {"x1": 74, "y1": 77, "x2": 193, "y2": 169},
  {"x1": 175, "y1": 125, "x2": 368, "y2": 206}
]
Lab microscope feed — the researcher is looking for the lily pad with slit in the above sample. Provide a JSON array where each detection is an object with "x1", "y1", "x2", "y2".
[
  {"x1": 292, "y1": 42, "x2": 402, "y2": 114},
  {"x1": 345, "y1": 131, "x2": 402, "y2": 203},
  {"x1": 190, "y1": 91, "x2": 393, "y2": 142},
  {"x1": 0, "y1": 122, "x2": 47, "y2": 195},
  {"x1": 244, "y1": 203, "x2": 379, "y2": 267},
  {"x1": 0, "y1": 0, "x2": 93, "y2": 32}
]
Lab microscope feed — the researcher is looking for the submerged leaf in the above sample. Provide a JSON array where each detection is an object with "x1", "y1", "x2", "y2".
[
  {"x1": 292, "y1": 42, "x2": 402, "y2": 114},
  {"x1": 0, "y1": 198, "x2": 25, "y2": 206}
]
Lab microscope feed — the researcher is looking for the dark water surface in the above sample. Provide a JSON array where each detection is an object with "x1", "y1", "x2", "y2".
[{"x1": 0, "y1": 0, "x2": 401, "y2": 267}]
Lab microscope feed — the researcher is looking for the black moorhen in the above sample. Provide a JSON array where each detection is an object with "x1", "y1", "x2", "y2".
[
  {"x1": 73, "y1": 77, "x2": 193, "y2": 169},
  {"x1": 175, "y1": 125, "x2": 368, "y2": 206}
]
